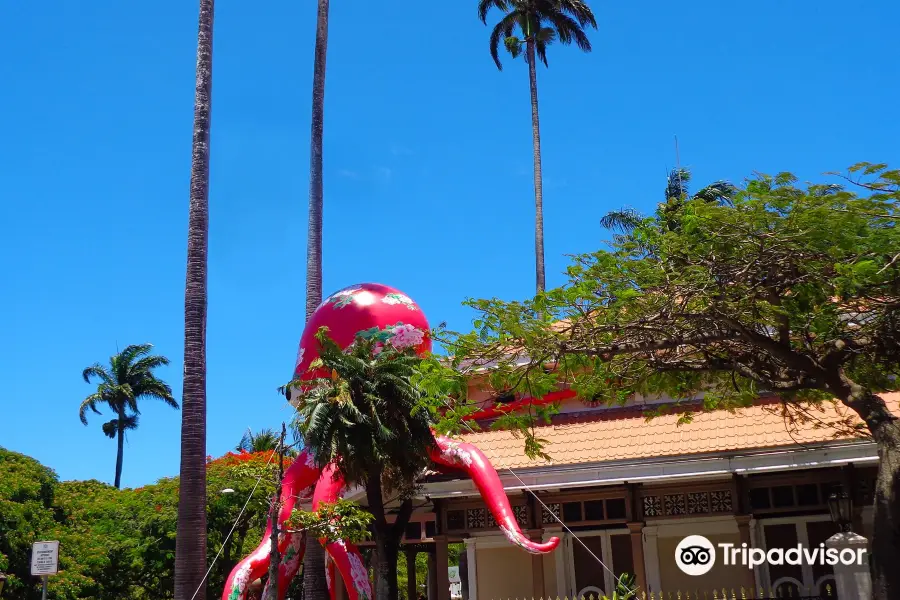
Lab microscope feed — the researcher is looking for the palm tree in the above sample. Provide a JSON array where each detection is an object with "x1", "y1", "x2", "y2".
[
  {"x1": 600, "y1": 167, "x2": 738, "y2": 234},
  {"x1": 80, "y1": 344, "x2": 177, "y2": 489},
  {"x1": 236, "y1": 428, "x2": 297, "y2": 456},
  {"x1": 293, "y1": 330, "x2": 434, "y2": 600},
  {"x1": 174, "y1": 0, "x2": 214, "y2": 598},
  {"x1": 479, "y1": 0, "x2": 597, "y2": 294},
  {"x1": 302, "y1": 0, "x2": 331, "y2": 593}
]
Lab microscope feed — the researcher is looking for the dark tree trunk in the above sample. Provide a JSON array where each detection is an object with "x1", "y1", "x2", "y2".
[
  {"x1": 174, "y1": 0, "x2": 214, "y2": 598},
  {"x1": 829, "y1": 375, "x2": 900, "y2": 600},
  {"x1": 870, "y1": 422, "x2": 900, "y2": 600},
  {"x1": 366, "y1": 475, "x2": 414, "y2": 600},
  {"x1": 526, "y1": 38, "x2": 545, "y2": 294},
  {"x1": 114, "y1": 407, "x2": 125, "y2": 489},
  {"x1": 303, "y1": 0, "x2": 331, "y2": 597}
]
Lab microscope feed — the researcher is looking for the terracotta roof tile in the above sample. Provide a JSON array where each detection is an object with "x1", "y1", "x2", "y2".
[{"x1": 459, "y1": 393, "x2": 900, "y2": 469}]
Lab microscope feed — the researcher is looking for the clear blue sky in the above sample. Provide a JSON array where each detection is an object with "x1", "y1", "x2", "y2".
[{"x1": 1, "y1": 0, "x2": 897, "y2": 488}]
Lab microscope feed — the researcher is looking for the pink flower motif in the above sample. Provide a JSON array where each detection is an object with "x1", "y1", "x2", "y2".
[
  {"x1": 389, "y1": 324, "x2": 424, "y2": 350},
  {"x1": 295, "y1": 346, "x2": 306, "y2": 369},
  {"x1": 373, "y1": 342, "x2": 385, "y2": 355}
]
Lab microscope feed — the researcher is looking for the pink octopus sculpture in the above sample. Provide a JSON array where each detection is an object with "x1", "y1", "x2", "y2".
[{"x1": 223, "y1": 283, "x2": 560, "y2": 600}]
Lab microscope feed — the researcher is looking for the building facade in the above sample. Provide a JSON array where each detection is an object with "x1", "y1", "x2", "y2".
[{"x1": 376, "y1": 390, "x2": 899, "y2": 600}]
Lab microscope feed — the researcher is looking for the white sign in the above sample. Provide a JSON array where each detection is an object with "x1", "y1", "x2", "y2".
[{"x1": 31, "y1": 541, "x2": 59, "y2": 576}]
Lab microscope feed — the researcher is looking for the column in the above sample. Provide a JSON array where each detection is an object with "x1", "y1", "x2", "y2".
[
  {"x1": 626, "y1": 522, "x2": 647, "y2": 593},
  {"x1": 464, "y1": 538, "x2": 478, "y2": 600},
  {"x1": 825, "y1": 531, "x2": 871, "y2": 600},
  {"x1": 527, "y1": 529, "x2": 546, "y2": 598},
  {"x1": 427, "y1": 551, "x2": 437, "y2": 600},
  {"x1": 641, "y1": 525, "x2": 662, "y2": 593},
  {"x1": 435, "y1": 535, "x2": 451, "y2": 600},
  {"x1": 407, "y1": 549, "x2": 418, "y2": 600},
  {"x1": 734, "y1": 515, "x2": 756, "y2": 589}
]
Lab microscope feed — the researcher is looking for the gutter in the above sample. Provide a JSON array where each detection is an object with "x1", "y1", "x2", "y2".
[{"x1": 421, "y1": 440, "x2": 878, "y2": 498}]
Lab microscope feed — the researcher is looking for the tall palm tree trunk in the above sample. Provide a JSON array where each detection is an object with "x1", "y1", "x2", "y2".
[
  {"x1": 175, "y1": 0, "x2": 214, "y2": 598},
  {"x1": 304, "y1": 0, "x2": 329, "y2": 321},
  {"x1": 526, "y1": 38, "x2": 545, "y2": 294},
  {"x1": 114, "y1": 407, "x2": 125, "y2": 489},
  {"x1": 302, "y1": 1, "x2": 331, "y2": 599}
]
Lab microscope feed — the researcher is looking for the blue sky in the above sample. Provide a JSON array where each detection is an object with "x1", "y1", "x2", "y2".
[{"x1": 1, "y1": 0, "x2": 897, "y2": 488}]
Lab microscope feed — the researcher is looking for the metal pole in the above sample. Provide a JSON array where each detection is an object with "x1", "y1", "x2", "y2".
[{"x1": 41, "y1": 576, "x2": 48, "y2": 600}]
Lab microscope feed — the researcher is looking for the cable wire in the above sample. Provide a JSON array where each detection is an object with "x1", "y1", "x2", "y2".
[
  {"x1": 189, "y1": 440, "x2": 291, "y2": 600},
  {"x1": 440, "y1": 397, "x2": 622, "y2": 585}
]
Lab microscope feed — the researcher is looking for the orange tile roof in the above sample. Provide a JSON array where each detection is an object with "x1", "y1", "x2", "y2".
[{"x1": 459, "y1": 392, "x2": 900, "y2": 469}]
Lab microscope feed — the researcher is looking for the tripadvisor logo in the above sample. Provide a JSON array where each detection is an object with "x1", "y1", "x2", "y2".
[
  {"x1": 675, "y1": 535, "x2": 867, "y2": 576},
  {"x1": 676, "y1": 535, "x2": 716, "y2": 576}
]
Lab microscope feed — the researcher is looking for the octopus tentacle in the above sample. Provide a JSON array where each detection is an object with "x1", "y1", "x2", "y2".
[
  {"x1": 222, "y1": 449, "x2": 322, "y2": 600},
  {"x1": 313, "y1": 464, "x2": 374, "y2": 600},
  {"x1": 429, "y1": 434, "x2": 561, "y2": 554},
  {"x1": 260, "y1": 532, "x2": 306, "y2": 600}
]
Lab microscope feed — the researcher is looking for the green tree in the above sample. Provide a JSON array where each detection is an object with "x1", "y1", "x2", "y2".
[
  {"x1": 289, "y1": 329, "x2": 435, "y2": 600},
  {"x1": 237, "y1": 428, "x2": 297, "y2": 457},
  {"x1": 438, "y1": 164, "x2": 900, "y2": 600},
  {"x1": 0, "y1": 446, "x2": 281, "y2": 600},
  {"x1": 0, "y1": 447, "x2": 57, "y2": 599},
  {"x1": 479, "y1": 0, "x2": 597, "y2": 293},
  {"x1": 175, "y1": 0, "x2": 215, "y2": 597},
  {"x1": 80, "y1": 344, "x2": 177, "y2": 489},
  {"x1": 600, "y1": 167, "x2": 737, "y2": 235}
]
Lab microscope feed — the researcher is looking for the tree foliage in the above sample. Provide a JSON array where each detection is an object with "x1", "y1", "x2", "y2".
[
  {"x1": 286, "y1": 327, "x2": 436, "y2": 600},
  {"x1": 424, "y1": 163, "x2": 900, "y2": 599},
  {"x1": 0, "y1": 446, "x2": 282, "y2": 600},
  {"x1": 479, "y1": 0, "x2": 598, "y2": 69},
  {"x1": 79, "y1": 343, "x2": 177, "y2": 488},
  {"x1": 428, "y1": 164, "x2": 900, "y2": 438},
  {"x1": 287, "y1": 499, "x2": 374, "y2": 544}
]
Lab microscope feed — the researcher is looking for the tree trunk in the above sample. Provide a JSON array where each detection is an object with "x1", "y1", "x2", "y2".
[
  {"x1": 302, "y1": 540, "x2": 328, "y2": 600},
  {"x1": 374, "y1": 535, "x2": 401, "y2": 600},
  {"x1": 303, "y1": 0, "x2": 331, "y2": 597},
  {"x1": 174, "y1": 0, "x2": 214, "y2": 598},
  {"x1": 114, "y1": 408, "x2": 125, "y2": 489},
  {"x1": 870, "y1": 423, "x2": 900, "y2": 600},
  {"x1": 830, "y1": 377, "x2": 900, "y2": 600},
  {"x1": 305, "y1": 0, "x2": 329, "y2": 321},
  {"x1": 526, "y1": 38, "x2": 545, "y2": 294}
]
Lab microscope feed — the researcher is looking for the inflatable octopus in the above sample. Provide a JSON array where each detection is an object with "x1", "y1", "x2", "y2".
[{"x1": 223, "y1": 283, "x2": 560, "y2": 600}]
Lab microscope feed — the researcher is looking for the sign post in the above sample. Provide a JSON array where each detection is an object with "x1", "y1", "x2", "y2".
[{"x1": 30, "y1": 541, "x2": 59, "y2": 600}]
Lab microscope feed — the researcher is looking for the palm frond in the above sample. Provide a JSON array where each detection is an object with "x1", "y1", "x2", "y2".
[
  {"x1": 489, "y1": 11, "x2": 521, "y2": 69},
  {"x1": 82, "y1": 364, "x2": 113, "y2": 385},
  {"x1": 545, "y1": 11, "x2": 592, "y2": 52},
  {"x1": 601, "y1": 207, "x2": 644, "y2": 233},
  {"x1": 79, "y1": 393, "x2": 105, "y2": 425},
  {"x1": 693, "y1": 181, "x2": 738, "y2": 204}
]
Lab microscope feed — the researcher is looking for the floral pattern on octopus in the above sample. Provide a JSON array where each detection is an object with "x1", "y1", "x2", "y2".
[
  {"x1": 389, "y1": 323, "x2": 424, "y2": 349},
  {"x1": 440, "y1": 441, "x2": 474, "y2": 467},
  {"x1": 325, "y1": 285, "x2": 363, "y2": 309},
  {"x1": 319, "y1": 285, "x2": 362, "y2": 308},
  {"x1": 324, "y1": 552, "x2": 333, "y2": 591},
  {"x1": 281, "y1": 534, "x2": 303, "y2": 571},
  {"x1": 304, "y1": 450, "x2": 317, "y2": 469},
  {"x1": 294, "y1": 346, "x2": 305, "y2": 370},
  {"x1": 348, "y1": 551, "x2": 373, "y2": 600},
  {"x1": 229, "y1": 566, "x2": 251, "y2": 600},
  {"x1": 381, "y1": 293, "x2": 417, "y2": 310},
  {"x1": 499, "y1": 524, "x2": 542, "y2": 555}
]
